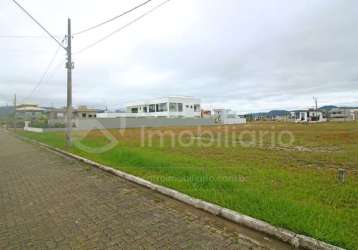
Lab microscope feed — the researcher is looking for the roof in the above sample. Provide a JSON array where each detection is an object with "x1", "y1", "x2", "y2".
[
  {"x1": 16, "y1": 106, "x2": 46, "y2": 112},
  {"x1": 127, "y1": 96, "x2": 201, "y2": 107},
  {"x1": 76, "y1": 108, "x2": 97, "y2": 112},
  {"x1": 291, "y1": 110, "x2": 322, "y2": 113},
  {"x1": 48, "y1": 107, "x2": 97, "y2": 113},
  {"x1": 17, "y1": 103, "x2": 38, "y2": 108}
]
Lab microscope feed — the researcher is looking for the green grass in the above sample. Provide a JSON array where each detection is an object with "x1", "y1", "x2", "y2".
[{"x1": 19, "y1": 121, "x2": 358, "y2": 249}]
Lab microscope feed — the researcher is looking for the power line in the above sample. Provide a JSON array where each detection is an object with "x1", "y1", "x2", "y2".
[
  {"x1": 21, "y1": 38, "x2": 65, "y2": 103},
  {"x1": 0, "y1": 35, "x2": 51, "y2": 38},
  {"x1": 22, "y1": 44, "x2": 63, "y2": 103},
  {"x1": 11, "y1": 0, "x2": 66, "y2": 49},
  {"x1": 74, "y1": 0, "x2": 153, "y2": 36},
  {"x1": 0, "y1": 35, "x2": 63, "y2": 39},
  {"x1": 46, "y1": 59, "x2": 67, "y2": 82},
  {"x1": 29, "y1": 59, "x2": 66, "y2": 99},
  {"x1": 75, "y1": 0, "x2": 171, "y2": 54}
]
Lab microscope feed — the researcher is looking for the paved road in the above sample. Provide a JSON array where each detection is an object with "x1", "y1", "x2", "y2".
[{"x1": 0, "y1": 130, "x2": 292, "y2": 250}]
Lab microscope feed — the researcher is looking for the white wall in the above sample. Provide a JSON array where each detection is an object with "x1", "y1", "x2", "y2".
[
  {"x1": 222, "y1": 118, "x2": 246, "y2": 125},
  {"x1": 24, "y1": 127, "x2": 44, "y2": 133}
]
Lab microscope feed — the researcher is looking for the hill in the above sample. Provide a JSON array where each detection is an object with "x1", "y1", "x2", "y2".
[{"x1": 0, "y1": 106, "x2": 13, "y2": 118}]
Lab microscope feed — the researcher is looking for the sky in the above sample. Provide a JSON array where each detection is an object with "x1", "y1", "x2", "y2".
[{"x1": 0, "y1": 0, "x2": 357, "y2": 113}]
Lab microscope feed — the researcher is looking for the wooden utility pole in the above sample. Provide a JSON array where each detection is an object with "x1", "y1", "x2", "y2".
[
  {"x1": 13, "y1": 94, "x2": 17, "y2": 132},
  {"x1": 66, "y1": 18, "x2": 73, "y2": 146}
]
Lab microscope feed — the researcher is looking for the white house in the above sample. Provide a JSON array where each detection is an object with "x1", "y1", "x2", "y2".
[
  {"x1": 98, "y1": 96, "x2": 201, "y2": 118},
  {"x1": 290, "y1": 110, "x2": 326, "y2": 123},
  {"x1": 213, "y1": 109, "x2": 233, "y2": 117},
  {"x1": 212, "y1": 109, "x2": 246, "y2": 124},
  {"x1": 329, "y1": 107, "x2": 358, "y2": 121}
]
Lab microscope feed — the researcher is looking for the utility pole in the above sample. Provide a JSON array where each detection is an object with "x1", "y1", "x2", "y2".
[
  {"x1": 13, "y1": 94, "x2": 17, "y2": 132},
  {"x1": 66, "y1": 18, "x2": 73, "y2": 146},
  {"x1": 313, "y1": 96, "x2": 320, "y2": 121},
  {"x1": 313, "y1": 97, "x2": 318, "y2": 112},
  {"x1": 11, "y1": 1, "x2": 74, "y2": 143}
]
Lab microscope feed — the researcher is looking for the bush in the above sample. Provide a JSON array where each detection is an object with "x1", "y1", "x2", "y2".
[{"x1": 30, "y1": 118, "x2": 49, "y2": 128}]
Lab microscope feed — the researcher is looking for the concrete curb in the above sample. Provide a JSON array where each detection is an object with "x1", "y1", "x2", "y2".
[{"x1": 17, "y1": 135, "x2": 345, "y2": 250}]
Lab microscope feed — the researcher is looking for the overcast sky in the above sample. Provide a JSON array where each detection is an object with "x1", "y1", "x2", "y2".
[{"x1": 0, "y1": 0, "x2": 357, "y2": 113}]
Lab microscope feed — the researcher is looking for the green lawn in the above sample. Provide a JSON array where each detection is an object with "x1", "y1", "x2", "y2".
[{"x1": 19, "y1": 122, "x2": 358, "y2": 249}]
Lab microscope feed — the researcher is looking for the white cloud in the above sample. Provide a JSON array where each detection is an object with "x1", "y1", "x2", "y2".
[{"x1": 0, "y1": 0, "x2": 357, "y2": 112}]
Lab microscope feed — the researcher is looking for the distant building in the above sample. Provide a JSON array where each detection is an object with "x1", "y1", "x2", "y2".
[
  {"x1": 328, "y1": 107, "x2": 358, "y2": 121},
  {"x1": 76, "y1": 106, "x2": 98, "y2": 119},
  {"x1": 213, "y1": 109, "x2": 232, "y2": 117},
  {"x1": 243, "y1": 110, "x2": 289, "y2": 121},
  {"x1": 354, "y1": 111, "x2": 358, "y2": 121},
  {"x1": 212, "y1": 109, "x2": 246, "y2": 124},
  {"x1": 47, "y1": 106, "x2": 97, "y2": 127},
  {"x1": 290, "y1": 109, "x2": 326, "y2": 123},
  {"x1": 16, "y1": 104, "x2": 46, "y2": 120},
  {"x1": 268, "y1": 110, "x2": 290, "y2": 121},
  {"x1": 99, "y1": 96, "x2": 201, "y2": 118},
  {"x1": 48, "y1": 106, "x2": 97, "y2": 120},
  {"x1": 252, "y1": 114, "x2": 267, "y2": 121}
]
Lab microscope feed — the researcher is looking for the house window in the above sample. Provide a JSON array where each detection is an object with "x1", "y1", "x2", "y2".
[
  {"x1": 89, "y1": 115, "x2": 92, "y2": 118},
  {"x1": 149, "y1": 104, "x2": 156, "y2": 113},
  {"x1": 169, "y1": 103, "x2": 177, "y2": 112},
  {"x1": 190, "y1": 105, "x2": 193, "y2": 109},
  {"x1": 186, "y1": 105, "x2": 189, "y2": 108},
  {"x1": 178, "y1": 103, "x2": 183, "y2": 112},
  {"x1": 143, "y1": 107, "x2": 148, "y2": 113},
  {"x1": 194, "y1": 104, "x2": 200, "y2": 112},
  {"x1": 131, "y1": 108, "x2": 138, "y2": 113},
  {"x1": 169, "y1": 103, "x2": 183, "y2": 112},
  {"x1": 82, "y1": 113, "x2": 86, "y2": 118},
  {"x1": 157, "y1": 103, "x2": 168, "y2": 112}
]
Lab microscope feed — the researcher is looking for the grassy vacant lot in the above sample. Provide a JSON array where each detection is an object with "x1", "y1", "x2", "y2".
[{"x1": 20, "y1": 122, "x2": 358, "y2": 249}]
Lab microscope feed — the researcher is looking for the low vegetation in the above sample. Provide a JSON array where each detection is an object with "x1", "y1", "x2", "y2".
[{"x1": 19, "y1": 121, "x2": 358, "y2": 249}]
